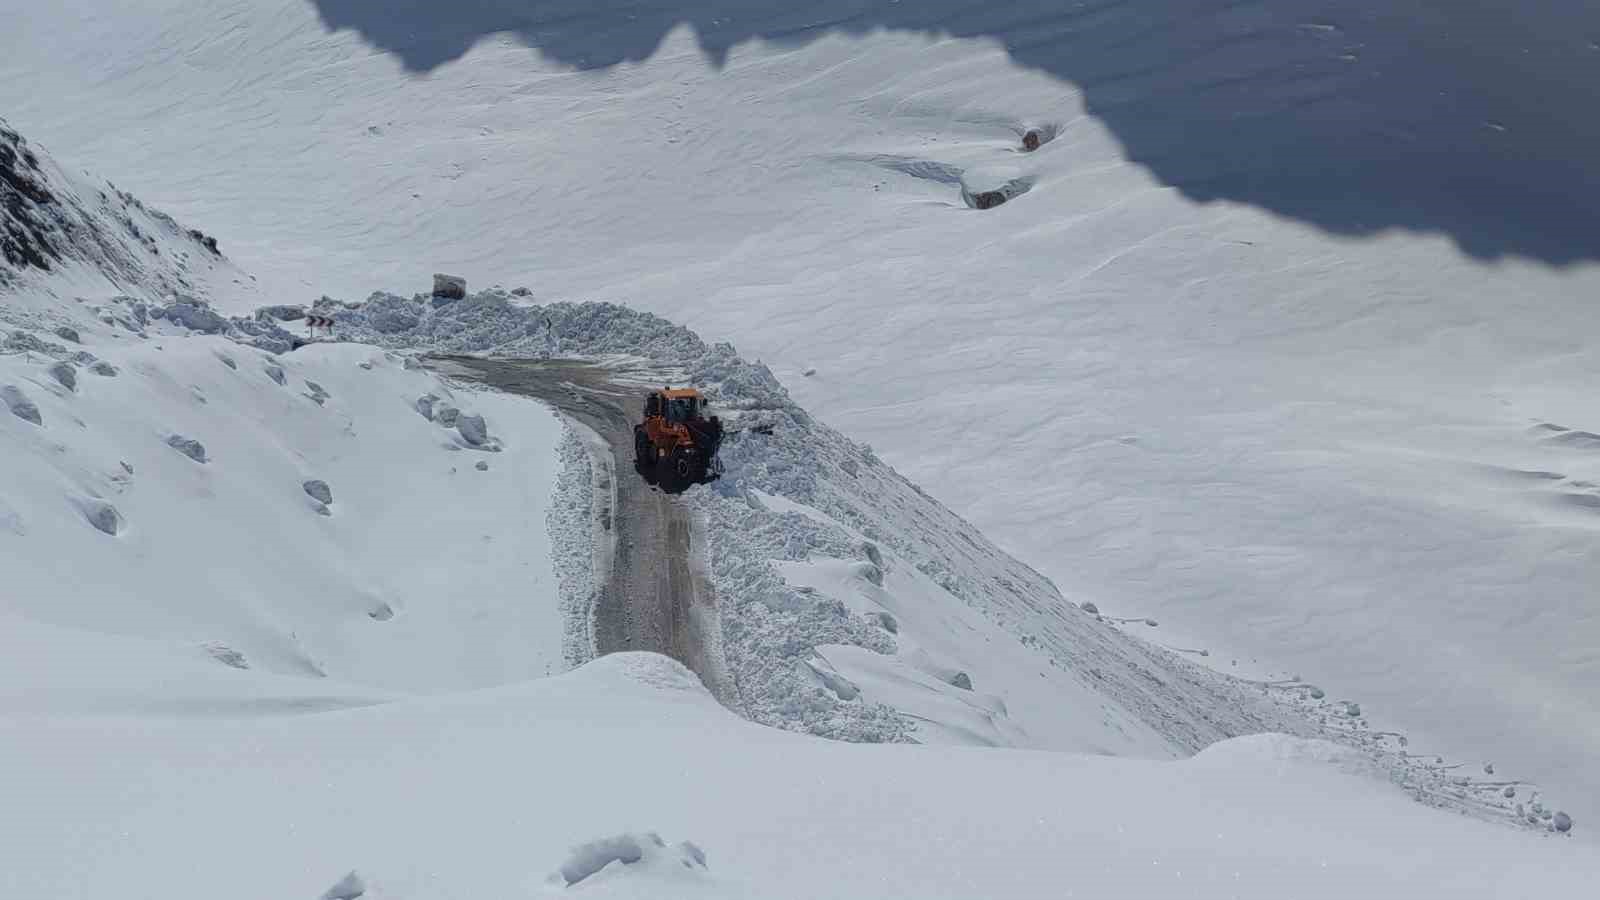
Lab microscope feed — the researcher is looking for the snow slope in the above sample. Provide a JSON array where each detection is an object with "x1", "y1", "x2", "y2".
[
  {"x1": 2, "y1": 129, "x2": 568, "y2": 698},
  {"x1": 3, "y1": 1, "x2": 1596, "y2": 816},
  {"x1": 4, "y1": 652, "x2": 1595, "y2": 900}
]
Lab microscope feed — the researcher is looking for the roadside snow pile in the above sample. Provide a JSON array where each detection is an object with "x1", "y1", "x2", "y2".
[{"x1": 337, "y1": 292, "x2": 1300, "y2": 747}]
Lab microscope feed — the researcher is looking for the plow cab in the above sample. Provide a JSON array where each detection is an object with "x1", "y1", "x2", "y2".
[{"x1": 633, "y1": 386, "x2": 723, "y2": 490}]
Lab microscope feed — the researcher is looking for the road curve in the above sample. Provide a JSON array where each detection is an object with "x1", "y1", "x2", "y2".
[{"x1": 429, "y1": 356, "x2": 733, "y2": 703}]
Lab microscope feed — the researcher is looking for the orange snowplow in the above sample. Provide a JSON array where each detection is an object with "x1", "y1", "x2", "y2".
[{"x1": 633, "y1": 386, "x2": 723, "y2": 487}]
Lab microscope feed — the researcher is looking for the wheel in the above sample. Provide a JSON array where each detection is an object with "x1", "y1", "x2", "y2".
[
  {"x1": 634, "y1": 429, "x2": 653, "y2": 466},
  {"x1": 673, "y1": 449, "x2": 694, "y2": 479}
]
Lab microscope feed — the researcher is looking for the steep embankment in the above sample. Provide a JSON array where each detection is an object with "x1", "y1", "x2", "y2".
[{"x1": 1, "y1": 125, "x2": 569, "y2": 703}]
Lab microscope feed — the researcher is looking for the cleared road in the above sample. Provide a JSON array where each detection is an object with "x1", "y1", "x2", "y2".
[{"x1": 430, "y1": 356, "x2": 732, "y2": 702}]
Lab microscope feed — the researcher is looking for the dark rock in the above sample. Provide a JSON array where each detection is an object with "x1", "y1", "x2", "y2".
[
  {"x1": 81, "y1": 499, "x2": 123, "y2": 536},
  {"x1": 53, "y1": 325, "x2": 80, "y2": 343},
  {"x1": 432, "y1": 273, "x2": 467, "y2": 301},
  {"x1": 166, "y1": 434, "x2": 208, "y2": 463},
  {"x1": 457, "y1": 413, "x2": 489, "y2": 446},
  {"x1": 90, "y1": 360, "x2": 118, "y2": 377},
  {"x1": 2, "y1": 385, "x2": 41, "y2": 425},
  {"x1": 950, "y1": 672, "x2": 973, "y2": 691},
  {"x1": 47, "y1": 361, "x2": 76, "y2": 391},
  {"x1": 264, "y1": 364, "x2": 286, "y2": 385},
  {"x1": 302, "y1": 479, "x2": 333, "y2": 505}
]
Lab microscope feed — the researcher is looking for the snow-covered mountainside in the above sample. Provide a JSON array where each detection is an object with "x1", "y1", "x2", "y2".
[
  {"x1": 4, "y1": 1, "x2": 1596, "y2": 818},
  {"x1": 2, "y1": 0, "x2": 1599, "y2": 893},
  {"x1": 1, "y1": 127, "x2": 569, "y2": 702}
]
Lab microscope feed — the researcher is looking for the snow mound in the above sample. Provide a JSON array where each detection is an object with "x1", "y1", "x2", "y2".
[{"x1": 555, "y1": 831, "x2": 712, "y2": 893}]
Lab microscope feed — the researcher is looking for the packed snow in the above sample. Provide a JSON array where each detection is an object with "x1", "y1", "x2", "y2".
[{"x1": 3, "y1": 652, "x2": 1596, "y2": 900}]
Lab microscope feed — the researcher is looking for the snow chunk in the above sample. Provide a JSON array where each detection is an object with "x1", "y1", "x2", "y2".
[
  {"x1": 47, "y1": 361, "x2": 76, "y2": 391},
  {"x1": 457, "y1": 413, "x2": 489, "y2": 446},
  {"x1": 415, "y1": 394, "x2": 438, "y2": 420},
  {"x1": 435, "y1": 405, "x2": 460, "y2": 427},
  {"x1": 2, "y1": 385, "x2": 41, "y2": 425},
  {"x1": 365, "y1": 294, "x2": 423, "y2": 333},
  {"x1": 166, "y1": 434, "x2": 208, "y2": 463},
  {"x1": 203, "y1": 642, "x2": 249, "y2": 669},
  {"x1": 557, "y1": 832, "x2": 709, "y2": 887},
  {"x1": 319, "y1": 870, "x2": 366, "y2": 900},
  {"x1": 303, "y1": 480, "x2": 333, "y2": 505}
]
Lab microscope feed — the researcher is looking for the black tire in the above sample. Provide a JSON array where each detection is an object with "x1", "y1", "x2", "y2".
[
  {"x1": 673, "y1": 448, "x2": 695, "y2": 480},
  {"x1": 634, "y1": 428, "x2": 653, "y2": 466}
]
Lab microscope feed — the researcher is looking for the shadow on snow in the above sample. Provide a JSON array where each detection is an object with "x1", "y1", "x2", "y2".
[{"x1": 310, "y1": 0, "x2": 1600, "y2": 265}]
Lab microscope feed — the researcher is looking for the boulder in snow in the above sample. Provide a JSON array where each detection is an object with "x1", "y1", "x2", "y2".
[
  {"x1": 320, "y1": 870, "x2": 366, "y2": 900},
  {"x1": 2, "y1": 385, "x2": 41, "y2": 425},
  {"x1": 163, "y1": 300, "x2": 227, "y2": 334},
  {"x1": 432, "y1": 273, "x2": 467, "y2": 302},
  {"x1": 264, "y1": 364, "x2": 286, "y2": 385},
  {"x1": 214, "y1": 351, "x2": 237, "y2": 370},
  {"x1": 255, "y1": 304, "x2": 306, "y2": 322},
  {"x1": 302, "y1": 479, "x2": 333, "y2": 505},
  {"x1": 47, "y1": 361, "x2": 76, "y2": 391},
  {"x1": 457, "y1": 414, "x2": 490, "y2": 447},
  {"x1": 1554, "y1": 811, "x2": 1573, "y2": 833},
  {"x1": 52, "y1": 325, "x2": 80, "y2": 343},
  {"x1": 1080, "y1": 601, "x2": 1099, "y2": 615},
  {"x1": 80, "y1": 498, "x2": 123, "y2": 536},
  {"x1": 304, "y1": 380, "x2": 330, "y2": 405},
  {"x1": 475, "y1": 460, "x2": 489, "y2": 471},
  {"x1": 435, "y1": 404, "x2": 460, "y2": 427},
  {"x1": 166, "y1": 434, "x2": 208, "y2": 463},
  {"x1": 415, "y1": 394, "x2": 438, "y2": 420},
  {"x1": 949, "y1": 671, "x2": 974, "y2": 691},
  {"x1": 89, "y1": 360, "x2": 118, "y2": 377}
]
